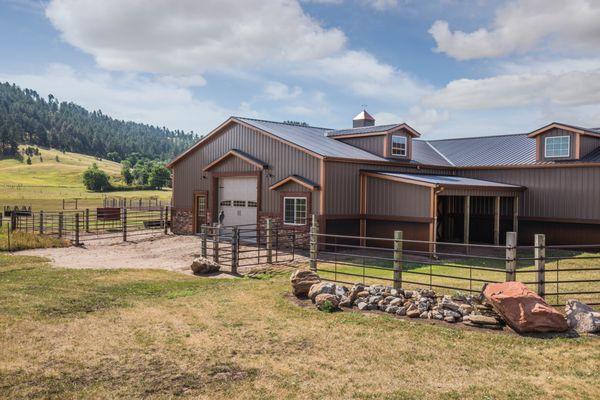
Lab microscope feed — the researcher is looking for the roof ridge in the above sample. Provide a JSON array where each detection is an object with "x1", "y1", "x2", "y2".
[
  {"x1": 426, "y1": 132, "x2": 529, "y2": 142},
  {"x1": 326, "y1": 123, "x2": 401, "y2": 133},
  {"x1": 234, "y1": 116, "x2": 331, "y2": 130}
]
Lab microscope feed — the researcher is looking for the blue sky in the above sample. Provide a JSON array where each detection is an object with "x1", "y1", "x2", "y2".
[{"x1": 1, "y1": 0, "x2": 600, "y2": 139}]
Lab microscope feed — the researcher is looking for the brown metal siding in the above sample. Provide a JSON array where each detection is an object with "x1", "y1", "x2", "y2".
[
  {"x1": 338, "y1": 136, "x2": 385, "y2": 157},
  {"x1": 457, "y1": 166, "x2": 600, "y2": 221},
  {"x1": 273, "y1": 181, "x2": 311, "y2": 192},
  {"x1": 386, "y1": 130, "x2": 412, "y2": 161},
  {"x1": 440, "y1": 188, "x2": 518, "y2": 197},
  {"x1": 172, "y1": 122, "x2": 321, "y2": 215},
  {"x1": 538, "y1": 128, "x2": 575, "y2": 161},
  {"x1": 325, "y1": 161, "x2": 449, "y2": 215},
  {"x1": 366, "y1": 177, "x2": 431, "y2": 218}
]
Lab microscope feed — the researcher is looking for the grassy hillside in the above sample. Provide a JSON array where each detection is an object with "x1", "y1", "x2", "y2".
[{"x1": 0, "y1": 147, "x2": 171, "y2": 210}]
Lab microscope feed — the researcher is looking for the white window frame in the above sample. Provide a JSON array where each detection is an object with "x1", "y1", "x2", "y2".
[
  {"x1": 283, "y1": 196, "x2": 307, "y2": 226},
  {"x1": 391, "y1": 135, "x2": 407, "y2": 157},
  {"x1": 544, "y1": 135, "x2": 570, "y2": 158}
]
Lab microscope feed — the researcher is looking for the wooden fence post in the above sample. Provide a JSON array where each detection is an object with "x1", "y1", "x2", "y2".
[
  {"x1": 231, "y1": 226, "x2": 239, "y2": 274},
  {"x1": 85, "y1": 208, "x2": 90, "y2": 233},
  {"x1": 58, "y1": 212, "x2": 64, "y2": 238},
  {"x1": 212, "y1": 223, "x2": 220, "y2": 264},
  {"x1": 266, "y1": 218, "x2": 273, "y2": 264},
  {"x1": 122, "y1": 208, "x2": 127, "y2": 242},
  {"x1": 535, "y1": 233, "x2": 546, "y2": 298},
  {"x1": 75, "y1": 213, "x2": 80, "y2": 246},
  {"x1": 164, "y1": 206, "x2": 169, "y2": 235},
  {"x1": 505, "y1": 231, "x2": 517, "y2": 282},
  {"x1": 393, "y1": 230, "x2": 403, "y2": 290},
  {"x1": 39, "y1": 211, "x2": 44, "y2": 235},
  {"x1": 10, "y1": 213, "x2": 16, "y2": 232},
  {"x1": 201, "y1": 225, "x2": 207, "y2": 258},
  {"x1": 309, "y1": 214, "x2": 318, "y2": 272}
]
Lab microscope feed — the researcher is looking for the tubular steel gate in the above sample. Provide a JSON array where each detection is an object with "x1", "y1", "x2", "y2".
[
  {"x1": 198, "y1": 221, "x2": 309, "y2": 274},
  {"x1": 7, "y1": 207, "x2": 170, "y2": 246}
]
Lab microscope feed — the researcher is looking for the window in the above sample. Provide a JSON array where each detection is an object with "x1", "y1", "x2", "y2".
[
  {"x1": 283, "y1": 197, "x2": 307, "y2": 225},
  {"x1": 247, "y1": 201, "x2": 257, "y2": 207},
  {"x1": 233, "y1": 200, "x2": 246, "y2": 207},
  {"x1": 220, "y1": 200, "x2": 231, "y2": 206},
  {"x1": 391, "y1": 135, "x2": 407, "y2": 156},
  {"x1": 545, "y1": 136, "x2": 570, "y2": 158}
]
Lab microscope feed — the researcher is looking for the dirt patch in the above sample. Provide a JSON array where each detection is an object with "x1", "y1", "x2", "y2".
[{"x1": 16, "y1": 234, "x2": 304, "y2": 277}]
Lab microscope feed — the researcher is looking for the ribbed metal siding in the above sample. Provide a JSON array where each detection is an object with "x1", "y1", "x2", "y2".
[
  {"x1": 338, "y1": 136, "x2": 385, "y2": 157},
  {"x1": 580, "y1": 135, "x2": 600, "y2": 158},
  {"x1": 457, "y1": 166, "x2": 600, "y2": 220},
  {"x1": 538, "y1": 128, "x2": 575, "y2": 161},
  {"x1": 325, "y1": 161, "x2": 450, "y2": 215},
  {"x1": 172, "y1": 123, "x2": 321, "y2": 214},
  {"x1": 366, "y1": 177, "x2": 431, "y2": 218}
]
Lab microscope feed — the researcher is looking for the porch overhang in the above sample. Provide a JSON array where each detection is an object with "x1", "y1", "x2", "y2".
[
  {"x1": 269, "y1": 174, "x2": 320, "y2": 191},
  {"x1": 203, "y1": 149, "x2": 268, "y2": 172}
]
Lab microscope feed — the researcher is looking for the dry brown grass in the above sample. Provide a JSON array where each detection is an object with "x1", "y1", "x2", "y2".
[{"x1": 1, "y1": 255, "x2": 598, "y2": 399}]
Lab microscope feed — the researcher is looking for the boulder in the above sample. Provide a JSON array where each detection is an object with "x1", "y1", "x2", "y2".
[
  {"x1": 357, "y1": 301, "x2": 369, "y2": 310},
  {"x1": 483, "y1": 282, "x2": 569, "y2": 333},
  {"x1": 290, "y1": 270, "x2": 321, "y2": 297},
  {"x1": 407, "y1": 309, "x2": 421, "y2": 318},
  {"x1": 396, "y1": 307, "x2": 407, "y2": 316},
  {"x1": 308, "y1": 282, "x2": 336, "y2": 302},
  {"x1": 339, "y1": 296, "x2": 353, "y2": 308},
  {"x1": 315, "y1": 294, "x2": 339, "y2": 311},
  {"x1": 469, "y1": 315, "x2": 501, "y2": 326},
  {"x1": 190, "y1": 257, "x2": 220, "y2": 274},
  {"x1": 565, "y1": 299, "x2": 600, "y2": 333}
]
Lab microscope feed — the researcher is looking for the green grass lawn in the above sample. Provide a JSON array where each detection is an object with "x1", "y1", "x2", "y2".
[
  {"x1": 0, "y1": 146, "x2": 171, "y2": 210},
  {"x1": 0, "y1": 254, "x2": 598, "y2": 399},
  {"x1": 316, "y1": 249, "x2": 600, "y2": 306}
]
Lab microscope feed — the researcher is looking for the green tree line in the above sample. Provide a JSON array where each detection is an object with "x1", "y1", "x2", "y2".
[{"x1": 0, "y1": 82, "x2": 198, "y2": 160}]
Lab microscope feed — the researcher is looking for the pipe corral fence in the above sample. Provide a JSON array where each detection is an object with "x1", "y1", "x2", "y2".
[{"x1": 201, "y1": 216, "x2": 600, "y2": 307}]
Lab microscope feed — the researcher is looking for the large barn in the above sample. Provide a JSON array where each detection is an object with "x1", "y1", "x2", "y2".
[{"x1": 167, "y1": 111, "x2": 600, "y2": 245}]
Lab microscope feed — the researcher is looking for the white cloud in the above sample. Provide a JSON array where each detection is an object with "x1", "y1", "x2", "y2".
[
  {"x1": 0, "y1": 64, "x2": 250, "y2": 133},
  {"x1": 263, "y1": 81, "x2": 303, "y2": 100},
  {"x1": 46, "y1": 0, "x2": 346, "y2": 75},
  {"x1": 425, "y1": 69, "x2": 600, "y2": 110},
  {"x1": 374, "y1": 106, "x2": 449, "y2": 133},
  {"x1": 294, "y1": 50, "x2": 432, "y2": 103},
  {"x1": 362, "y1": 0, "x2": 399, "y2": 10},
  {"x1": 429, "y1": 0, "x2": 600, "y2": 60}
]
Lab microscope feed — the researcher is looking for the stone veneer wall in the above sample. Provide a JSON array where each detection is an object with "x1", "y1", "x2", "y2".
[{"x1": 172, "y1": 209, "x2": 193, "y2": 234}]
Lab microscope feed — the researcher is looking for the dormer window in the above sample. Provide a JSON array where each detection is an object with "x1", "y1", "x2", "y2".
[
  {"x1": 545, "y1": 136, "x2": 570, "y2": 158},
  {"x1": 391, "y1": 135, "x2": 407, "y2": 156}
]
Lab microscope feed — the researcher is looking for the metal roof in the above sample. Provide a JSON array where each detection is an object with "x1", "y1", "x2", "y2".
[
  {"x1": 412, "y1": 140, "x2": 453, "y2": 166},
  {"x1": 325, "y1": 124, "x2": 399, "y2": 137},
  {"x1": 236, "y1": 117, "x2": 386, "y2": 161},
  {"x1": 375, "y1": 172, "x2": 523, "y2": 189},
  {"x1": 427, "y1": 133, "x2": 537, "y2": 167},
  {"x1": 353, "y1": 109, "x2": 375, "y2": 121}
]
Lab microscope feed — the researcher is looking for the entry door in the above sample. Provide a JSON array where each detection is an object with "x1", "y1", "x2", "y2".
[
  {"x1": 218, "y1": 177, "x2": 258, "y2": 227},
  {"x1": 194, "y1": 193, "x2": 207, "y2": 233}
]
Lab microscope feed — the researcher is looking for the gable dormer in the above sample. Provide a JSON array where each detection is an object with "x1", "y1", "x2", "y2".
[
  {"x1": 327, "y1": 112, "x2": 421, "y2": 161},
  {"x1": 528, "y1": 123, "x2": 600, "y2": 162}
]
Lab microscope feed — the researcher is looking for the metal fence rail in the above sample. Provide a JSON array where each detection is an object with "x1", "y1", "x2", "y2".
[{"x1": 7, "y1": 207, "x2": 170, "y2": 247}]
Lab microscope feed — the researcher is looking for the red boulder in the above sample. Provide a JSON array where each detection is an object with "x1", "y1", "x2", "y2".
[{"x1": 483, "y1": 282, "x2": 569, "y2": 334}]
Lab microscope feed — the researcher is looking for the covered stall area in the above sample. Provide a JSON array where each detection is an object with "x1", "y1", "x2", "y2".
[{"x1": 359, "y1": 172, "x2": 525, "y2": 247}]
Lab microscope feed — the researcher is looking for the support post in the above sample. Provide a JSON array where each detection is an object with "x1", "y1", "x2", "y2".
[
  {"x1": 164, "y1": 206, "x2": 169, "y2": 234},
  {"x1": 75, "y1": 213, "x2": 80, "y2": 246},
  {"x1": 505, "y1": 231, "x2": 517, "y2": 282},
  {"x1": 201, "y1": 225, "x2": 207, "y2": 258},
  {"x1": 39, "y1": 211, "x2": 44, "y2": 235},
  {"x1": 58, "y1": 212, "x2": 64, "y2": 238},
  {"x1": 10, "y1": 213, "x2": 16, "y2": 232},
  {"x1": 513, "y1": 196, "x2": 519, "y2": 240},
  {"x1": 463, "y1": 195, "x2": 470, "y2": 252},
  {"x1": 393, "y1": 230, "x2": 403, "y2": 290},
  {"x1": 122, "y1": 208, "x2": 127, "y2": 242},
  {"x1": 266, "y1": 218, "x2": 273, "y2": 264},
  {"x1": 494, "y1": 196, "x2": 500, "y2": 245},
  {"x1": 309, "y1": 214, "x2": 318, "y2": 272},
  {"x1": 535, "y1": 234, "x2": 546, "y2": 298},
  {"x1": 231, "y1": 226, "x2": 239, "y2": 274},
  {"x1": 85, "y1": 208, "x2": 90, "y2": 233},
  {"x1": 212, "y1": 223, "x2": 220, "y2": 264}
]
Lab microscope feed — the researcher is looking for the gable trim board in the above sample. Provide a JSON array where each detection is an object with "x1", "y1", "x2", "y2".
[
  {"x1": 203, "y1": 149, "x2": 268, "y2": 172},
  {"x1": 269, "y1": 175, "x2": 320, "y2": 191},
  {"x1": 528, "y1": 122, "x2": 600, "y2": 138}
]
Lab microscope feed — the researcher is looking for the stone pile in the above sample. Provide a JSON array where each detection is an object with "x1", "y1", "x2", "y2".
[
  {"x1": 565, "y1": 299, "x2": 600, "y2": 334},
  {"x1": 303, "y1": 278, "x2": 504, "y2": 327}
]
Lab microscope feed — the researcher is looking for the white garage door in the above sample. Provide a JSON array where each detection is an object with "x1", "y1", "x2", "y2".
[{"x1": 218, "y1": 177, "x2": 258, "y2": 227}]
